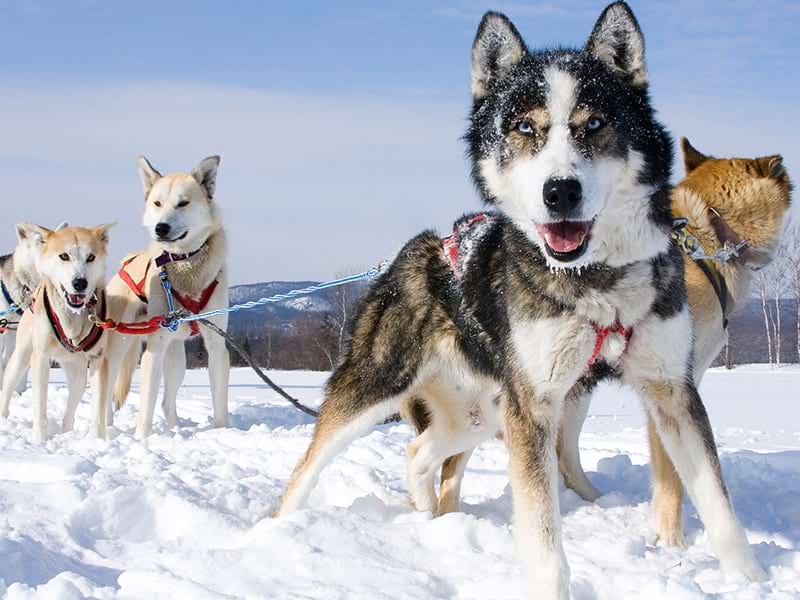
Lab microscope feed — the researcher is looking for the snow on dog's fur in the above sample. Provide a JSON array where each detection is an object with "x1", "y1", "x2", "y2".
[
  {"x1": 0, "y1": 224, "x2": 113, "y2": 440},
  {"x1": 103, "y1": 155, "x2": 230, "y2": 438},
  {"x1": 277, "y1": 3, "x2": 766, "y2": 597}
]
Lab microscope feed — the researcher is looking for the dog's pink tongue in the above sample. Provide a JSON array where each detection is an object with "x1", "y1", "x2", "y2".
[{"x1": 536, "y1": 221, "x2": 590, "y2": 253}]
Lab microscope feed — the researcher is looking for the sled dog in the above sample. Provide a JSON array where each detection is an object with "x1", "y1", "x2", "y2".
[
  {"x1": 0, "y1": 223, "x2": 67, "y2": 395},
  {"x1": 0, "y1": 224, "x2": 113, "y2": 440},
  {"x1": 104, "y1": 155, "x2": 230, "y2": 438},
  {"x1": 555, "y1": 139, "x2": 793, "y2": 546},
  {"x1": 277, "y1": 3, "x2": 765, "y2": 597}
]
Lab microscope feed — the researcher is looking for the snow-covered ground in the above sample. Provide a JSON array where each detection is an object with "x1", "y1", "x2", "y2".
[{"x1": 0, "y1": 366, "x2": 798, "y2": 599}]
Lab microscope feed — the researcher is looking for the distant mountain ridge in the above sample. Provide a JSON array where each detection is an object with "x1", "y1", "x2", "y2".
[{"x1": 190, "y1": 281, "x2": 798, "y2": 369}]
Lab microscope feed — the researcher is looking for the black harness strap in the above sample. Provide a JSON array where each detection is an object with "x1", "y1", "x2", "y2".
[{"x1": 694, "y1": 259, "x2": 729, "y2": 329}]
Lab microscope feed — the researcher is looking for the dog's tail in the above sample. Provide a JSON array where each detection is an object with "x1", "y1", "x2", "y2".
[{"x1": 114, "y1": 341, "x2": 141, "y2": 410}]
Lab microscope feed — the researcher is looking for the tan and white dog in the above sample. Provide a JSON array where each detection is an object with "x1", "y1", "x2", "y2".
[
  {"x1": 104, "y1": 155, "x2": 230, "y2": 438},
  {"x1": 0, "y1": 224, "x2": 113, "y2": 440}
]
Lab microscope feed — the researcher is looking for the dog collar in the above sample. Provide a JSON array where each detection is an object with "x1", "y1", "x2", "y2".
[
  {"x1": 0, "y1": 279, "x2": 24, "y2": 316},
  {"x1": 154, "y1": 247, "x2": 204, "y2": 268}
]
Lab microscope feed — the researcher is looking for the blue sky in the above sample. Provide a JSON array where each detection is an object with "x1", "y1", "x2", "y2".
[{"x1": 1, "y1": 1, "x2": 798, "y2": 283}]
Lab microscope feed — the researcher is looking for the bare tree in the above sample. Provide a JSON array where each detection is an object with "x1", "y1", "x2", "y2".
[
  {"x1": 782, "y1": 223, "x2": 800, "y2": 363},
  {"x1": 757, "y1": 271, "x2": 774, "y2": 365}
]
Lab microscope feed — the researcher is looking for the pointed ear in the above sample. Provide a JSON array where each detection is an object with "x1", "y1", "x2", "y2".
[
  {"x1": 757, "y1": 155, "x2": 786, "y2": 179},
  {"x1": 681, "y1": 137, "x2": 710, "y2": 173},
  {"x1": 586, "y1": 2, "x2": 647, "y2": 89},
  {"x1": 191, "y1": 155, "x2": 221, "y2": 199},
  {"x1": 91, "y1": 223, "x2": 115, "y2": 244},
  {"x1": 15, "y1": 223, "x2": 53, "y2": 245},
  {"x1": 471, "y1": 12, "x2": 527, "y2": 101},
  {"x1": 137, "y1": 155, "x2": 162, "y2": 198},
  {"x1": 55, "y1": 222, "x2": 69, "y2": 231}
]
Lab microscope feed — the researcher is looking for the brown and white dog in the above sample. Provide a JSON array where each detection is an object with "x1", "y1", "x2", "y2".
[
  {"x1": 0, "y1": 224, "x2": 113, "y2": 440},
  {"x1": 103, "y1": 155, "x2": 230, "y2": 438}
]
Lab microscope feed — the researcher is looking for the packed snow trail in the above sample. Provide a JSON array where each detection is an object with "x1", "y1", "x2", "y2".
[{"x1": 0, "y1": 367, "x2": 798, "y2": 599}]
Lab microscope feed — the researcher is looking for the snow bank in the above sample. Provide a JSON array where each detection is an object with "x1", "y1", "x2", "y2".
[{"x1": 0, "y1": 367, "x2": 798, "y2": 599}]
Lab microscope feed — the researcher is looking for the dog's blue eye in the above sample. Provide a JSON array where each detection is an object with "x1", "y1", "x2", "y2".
[
  {"x1": 515, "y1": 121, "x2": 534, "y2": 135},
  {"x1": 87, "y1": 254, "x2": 95, "y2": 263},
  {"x1": 587, "y1": 117, "x2": 604, "y2": 132}
]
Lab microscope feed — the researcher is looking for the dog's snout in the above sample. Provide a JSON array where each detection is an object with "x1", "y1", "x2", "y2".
[
  {"x1": 543, "y1": 178, "x2": 582, "y2": 215},
  {"x1": 72, "y1": 277, "x2": 88, "y2": 292},
  {"x1": 155, "y1": 222, "x2": 171, "y2": 238}
]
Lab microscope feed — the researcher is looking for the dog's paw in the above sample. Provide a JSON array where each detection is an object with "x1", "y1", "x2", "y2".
[
  {"x1": 655, "y1": 528, "x2": 688, "y2": 549},
  {"x1": 31, "y1": 423, "x2": 48, "y2": 442},
  {"x1": 722, "y1": 554, "x2": 768, "y2": 583},
  {"x1": 134, "y1": 424, "x2": 152, "y2": 439}
]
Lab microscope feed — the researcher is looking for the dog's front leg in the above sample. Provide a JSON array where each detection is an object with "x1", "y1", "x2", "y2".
[
  {"x1": 625, "y1": 311, "x2": 766, "y2": 581},
  {"x1": 136, "y1": 332, "x2": 168, "y2": 438},
  {"x1": 0, "y1": 329, "x2": 33, "y2": 418},
  {"x1": 89, "y1": 356, "x2": 109, "y2": 439},
  {"x1": 61, "y1": 359, "x2": 88, "y2": 433},
  {"x1": 640, "y1": 379, "x2": 766, "y2": 581},
  {"x1": 201, "y1": 320, "x2": 230, "y2": 428},
  {"x1": 505, "y1": 392, "x2": 570, "y2": 600},
  {"x1": 30, "y1": 351, "x2": 50, "y2": 441}
]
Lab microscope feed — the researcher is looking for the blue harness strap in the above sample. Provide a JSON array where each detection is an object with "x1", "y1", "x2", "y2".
[{"x1": 0, "y1": 279, "x2": 23, "y2": 316}]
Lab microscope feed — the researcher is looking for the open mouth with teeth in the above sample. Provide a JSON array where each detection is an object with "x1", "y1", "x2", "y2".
[
  {"x1": 61, "y1": 286, "x2": 88, "y2": 309},
  {"x1": 534, "y1": 220, "x2": 593, "y2": 262},
  {"x1": 157, "y1": 231, "x2": 188, "y2": 243}
]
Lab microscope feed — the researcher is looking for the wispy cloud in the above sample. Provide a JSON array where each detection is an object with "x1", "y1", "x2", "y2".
[{"x1": 0, "y1": 81, "x2": 476, "y2": 283}]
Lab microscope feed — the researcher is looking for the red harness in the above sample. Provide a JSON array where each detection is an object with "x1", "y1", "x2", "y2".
[
  {"x1": 442, "y1": 213, "x2": 492, "y2": 278},
  {"x1": 117, "y1": 253, "x2": 218, "y2": 337},
  {"x1": 118, "y1": 256, "x2": 150, "y2": 303},
  {"x1": 442, "y1": 213, "x2": 634, "y2": 371},
  {"x1": 37, "y1": 289, "x2": 105, "y2": 354},
  {"x1": 586, "y1": 320, "x2": 633, "y2": 369}
]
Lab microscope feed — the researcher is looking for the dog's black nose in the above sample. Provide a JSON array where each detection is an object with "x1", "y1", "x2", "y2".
[
  {"x1": 155, "y1": 223, "x2": 171, "y2": 238},
  {"x1": 543, "y1": 178, "x2": 582, "y2": 215},
  {"x1": 72, "y1": 277, "x2": 88, "y2": 292}
]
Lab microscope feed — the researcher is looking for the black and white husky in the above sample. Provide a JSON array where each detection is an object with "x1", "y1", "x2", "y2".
[{"x1": 278, "y1": 3, "x2": 765, "y2": 596}]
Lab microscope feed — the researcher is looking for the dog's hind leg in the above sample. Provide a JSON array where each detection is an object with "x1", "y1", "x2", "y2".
[
  {"x1": 277, "y1": 388, "x2": 402, "y2": 516},
  {"x1": 113, "y1": 339, "x2": 140, "y2": 412},
  {"x1": 557, "y1": 388, "x2": 600, "y2": 501},
  {"x1": 438, "y1": 449, "x2": 473, "y2": 514},
  {"x1": 161, "y1": 340, "x2": 185, "y2": 427},
  {"x1": 61, "y1": 360, "x2": 88, "y2": 433},
  {"x1": 648, "y1": 414, "x2": 686, "y2": 547}
]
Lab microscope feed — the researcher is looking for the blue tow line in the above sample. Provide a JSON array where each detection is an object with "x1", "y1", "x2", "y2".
[
  {"x1": 158, "y1": 262, "x2": 387, "y2": 331},
  {"x1": 0, "y1": 304, "x2": 20, "y2": 318}
]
